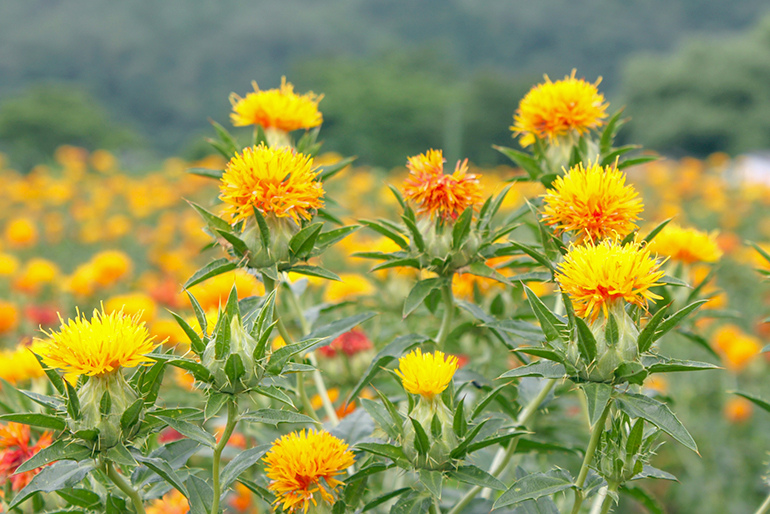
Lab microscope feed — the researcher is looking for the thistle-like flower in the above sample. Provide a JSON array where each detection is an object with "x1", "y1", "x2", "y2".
[
  {"x1": 646, "y1": 223, "x2": 722, "y2": 264},
  {"x1": 542, "y1": 161, "x2": 643, "y2": 241},
  {"x1": 263, "y1": 429, "x2": 355, "y2": 513},
  {"x1": 511, "y1": 69, "x2": 608, "y2": 147},
  {"x1": 395, "y1": 349, "x2": 458, "y2": 400},
  {"x1": 229, "y1": 77, "x2": 323, "y2": 132}
]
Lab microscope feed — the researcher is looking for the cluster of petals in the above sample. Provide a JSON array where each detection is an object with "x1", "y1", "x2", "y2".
[
  {"x1": 395, "y1": 348, "x2": 458, "y2": 399},
  {"x1": 230, "y1": 77, "x2": 323, "y2": 132}
]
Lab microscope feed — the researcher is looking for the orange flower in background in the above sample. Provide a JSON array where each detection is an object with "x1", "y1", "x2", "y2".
[
  {"x1": 0, "y1": 422, "x2": 53, "y2": 491},
  {"x1": 0, "y1": 253, "x2": 20, "y2": 276},
  {"x1": 402, "y1": 149, "x2": 482, "y2": 220},
  {"x1": 13, "y1": 258, "x2": 59, "y2": 294},
  {"x1": 187, "y1": 270, "x2": 265, "y2": 311},
  {"x1": 512, "y1": 69, "x2": 608, "y2": 146},
  {"x1": 452, "y1": 257, "x2": 513, "y2": 300},
  {"x1": 712, "y1": 324, "x2": 760, "y2": 372},
  {"x1": 0, "y1": 301, "x2": 19, "y2": 335},
  {"x1": 647, "y1": 224, "x2": 722, "y2": 264},
  {"x1": 4, "y1": 217, "x2": 38, "y2": 248},
  {"x1": 556, "y1": 240, "x2": 665, "y2": 322},
  {"x1": 220, "y1": 144, "x2": 324, "y2": 225},
  {"x1": 146, "y1": 489, "x2": 189, "y2": 514},
  {"x1": 542, "y1": 162, "x2": 643, "y2": 241},
  {"x1": 264, "y1": 429, "x2": 355, "y2": 513},
  {"x1": 724, "y1": 397, "x2": 753, "y2": 424},
  {"x1": 91, "y1": 250, "x2": 133, "y2": 286},
  {"x1": 230, "y1": 77, "x2": 323, "y2": 132}
]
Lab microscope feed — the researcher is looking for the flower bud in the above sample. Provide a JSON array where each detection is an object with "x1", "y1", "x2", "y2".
[
  {"x1": 241, "y1": 216, "x2": 296, "y2": 268},
  {"x1": 71, "y1": 371, "x2": 140, "y2": 449},
  {"x1": 402, "y1": 396, "x2": 458, "y2": 470},
  {"x1": 202, "y1": 313, "x2": 263, "y2": 394}
]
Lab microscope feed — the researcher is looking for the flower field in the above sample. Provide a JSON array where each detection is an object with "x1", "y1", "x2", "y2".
[{"x1": 0, "y1": 73, "x2": 768, "y2": 514}]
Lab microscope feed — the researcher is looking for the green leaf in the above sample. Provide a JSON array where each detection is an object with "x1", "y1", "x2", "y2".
[
  {"x1": 633, "y1": 464, "x2": 677, "y2": 482},
  {"x1": 237, "y1": 478, "x2": 275, "y2": 505},
  {"x1": 617, "y1": 155, "x2": 659, "y2": 170},
  {"x1": 447, "y1": 465, "x2": 506, "y2": 490},
  {"x1": 410, "y1": 418, "x2": 430, "y2": 455},
  {"x1": 16, "y1": 440, "x2": 92, "y2": 474},
  {"x1": 524, "y1": 286, "x2": 567, "y2": 342},
  {"x1": 240, "y1": 409, "x2": 318, "y2": 426},
  {"x1": 18, "y1": 390, "x2": 63, "y2": 411},
  {"x1": 511, "y1": 242, "x2": 555, "y2": 272},
  {"x1": 355, "y1": 443, "x2": 409, "y2": 466},
  {"x1": 225, "y1": 353, "x2": 245, "y2": 385},
  {"x1": 134, "y1": 454, "x2": 189, "y2": 497},
  {"x1": 626, "y1": 418, "x2": 645, "y2": 457},
  {"x1": 637, "y1": 305, "x2": 670, "y2": 354},
  {"x1": 401, "y1": 215, "x2": 425, "y2": 252},
  {"x1": 494, "y1": 469, "x2": 574, "y2": 508},
  {"x1": 362, "y1": 488, "x2": 411, "y2": 512},
  {"x1": 621, "y1": 485, "x2": 665, "y2": 514},
  {"x1": 453, "y1": 398, "x2": 467, "y2": 438},
  {"x1": 359, "y1": 219, "x2": 408, "y2": 249},
  {"x1": 471, "y1": 384, "x2": 508, "y2": 420},
  {"x1": 403, "y1": 278, "x2": 442, "y2": 318},
  {"x1": 289, "y1": 222, "x2": 324, "y2": 259},
  {"x1": 653, "y1": 300, "x2": 709, "y2": 344},
  {"x1": 216, "y1": 230, "x2": 249, "y2": 256},
  {"x1": 155, "y1": 416, "x2": 217, "y2": 448},
  {"x1": 642, "y1": 218, "x2": 672, "y2": 244},
  {"x1": 464, "y1": 431, "x2": 530, "y2": 455},
  {"x1": 575, "y1": 318, "x2": 598, "y2": 362},
  {"x1": 285, "y1": 264, "x2": 342, "y2": 281},
  {"x1": 345, "y1": 462, "x2": 391, "y2": 484},
  {"x1": 65, "y1": 380, "x2": 80, "y2": 421},
  {"x1": 55, "y1": 488, "x2": 101, "y2": 509},
  {"x1": 419, "y1": 469, "x2": 443, "y2": 499},
  {"x1": 184, "y1": 258, "x2": 237, "y2": 289},
  {"x1": 494, "y1": 145, "x2": 543, "y2": 179},
  {"x1": 169, "y1": 311, "x2": 205, "y2": 355},
  {"x1": 615, "y1": 362, "x2": 648, "y2": 385},
  {"x1": 452, "y1": 207, "x2": 473, "y2": 249},
  {"x1": 188, "y1": 201, "x2": 231, "y2": 233},
  {"x1": 187, "y1": 167, "x2": 224, "y2": 180},
  {"x1": 104, "y1": 443, "x2": 136, "y2": 467},
  {"x1": 186, "y1": 475, "x2": 213, "y2": 514},
  {"x1": 301, "y1": 312, "x2": 378, "y2": 353},
  {"x1": 370, "y1": 258, "x2": 421, "y2": 272},
  {"x1": 499, "y1": 361, "x2": 566, "y2": 379},
  {"x1": 348, "y1": 334, "x2": 427, "y2": 401},
  {"x1": 615, "y1": 392, "x2": 697, "y2": 452},
  {"x1": 731, "y1": 392, "x2": 770, "y2": 414},
  {"x1": 583, "y1": 383, "x2": 612, "y2": 427},
  {"x1": 643, "y1": 357, "x2": 720, "y2": 373},
  {"x1": 0, "y1": 413, "x2": 66, "y2": 431},
  {"x1": 605, "y1": 314, "x2": 619, "y2": 347},
  {"x1": 205, "y1": 393, "x2": 229, "y2": 419},
  {"x1": 467, "y1": 261, "x2": 511, "y2": 285},
  {"x1": 600, "y1": 144, "x2": 640, "y2": 167},
  {"x1": 314, "y1": 226, "x2": 360, "y2": 253},
  {"x1": 600, "y1": 108, "x2": 627, "y2": 155},
  {"x1": 210, "y1": 120, "x2": 239, "y2": 156},
  {"x1": 266, "y1": 338, "x2": 320, "y2": 375},
  {"x1": 362, "y1": 399, "x2": 401, "y2": 440},
  {"x1": 9, "y1": 460, "x2": 96, "y2": 509},
  {"x1": 252, "y1": 205, "x2": 271, "y2": 249},
  {"x1": 165, "y1": 358, "x2": 214, "y2": 383},
  {"x1": 450, "y1": 420, "x2": 488, "y2": 459},
  {"x1": 220, "y1": 444, "x2": 270, "y2": 490},
  {"x1": 318, "y1": 156, "x2": 356, "y2": 181},
  {"x1": 32, "y1": 353, "x2": 65, "y2": 394}
]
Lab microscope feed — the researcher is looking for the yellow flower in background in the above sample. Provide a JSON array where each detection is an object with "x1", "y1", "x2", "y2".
[
  {"x1": 0, "y1": 342, "x2": 46, "y2": 384},
  {"x1": 402, "y1": 149, "x2": 482, "y2": 220},
  {"x1": 512, "y1": 69, "x2": 608, "y2": 146},
  {"x1": 65, "y1": 263, "x2": 98, "y2": 298},
  {"x1": 646, "y1": 223, "x2": 722, "y2": 264},
  {"x1": 452, "y1": 257, "x2": 513, "y2": 300},
  {"x1": 323, "y1": 273, "x2": 375, "y2": 303},
  {"x1": 0, "y1": 253, "x2": 19, "y2": 276},
  {"x1": 90, "y1": 149, "x2": 117, "y2": 174},
  {"x1": 13, "y1": 258, "x2": 59, "y2": 294},
  {"x1": 0, "y1": 301, "x2": 19, "y2": 335},
  {"x1": 395, "y1": 349, "x2": 459, "y2": 399},
  {"x1": 105, "y1": 293, "x2": 158, "y2": 323},
  {"x1": 91, "y1": 250, "x2": 133, "y2": 287},
  {"x1": 4, "y1": 217, "x2": 38, "y2": 248},
  {"x1": 230, "y1": 77, "x2": 323, "y2": 132},
  {"x1": 149, "y1": 319, "x2": 187, "y2": 347},
  {"x1": 542, "y1": 162, "x2": 643, "y2": 241},
  {"x1": 556, "y1": 240, "x2": 665, "y2": 322},
  {"x1": 264, "y1": 429, "x2": 355, "y2": 513},
  {"x1": 187, "y1": 270, "x2": 265, "y2": 311},
  {"x1": 712, "y1": 324, "x2": 760, "y2": 372},
  {"x1": 41, "y1": 308, "x2": 159, "y2": 377},
  {"x1": 220, "y1": 144, "x2": 324, "y2": 224},
  {"x1": 644, "y1": 375, "x2": 669, "y2": 394},
  {"x1": 146, "y1": 489, "x2": 189, "y2": 514}
]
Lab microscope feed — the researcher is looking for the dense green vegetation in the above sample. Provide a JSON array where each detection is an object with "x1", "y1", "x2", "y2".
[{"x1": 0, "y1": 0, "x2": 768, "y2": 168}]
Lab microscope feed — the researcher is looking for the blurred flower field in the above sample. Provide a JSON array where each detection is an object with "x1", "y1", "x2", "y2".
[{"x1": 1, "y1": 73, "x2": 770, "y2": 514}]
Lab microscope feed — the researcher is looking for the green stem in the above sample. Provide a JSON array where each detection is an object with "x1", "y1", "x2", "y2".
[
  {"x1": 283, "y1": 275, "x2": 339, "y2": 425},
  {"x1": 104, "y1": 461, "x2": 146, "y2": 514},
  {"x1": 436, "y1": 280, "x2": 455, "y2": 348},
  {"x1": 211, "y1": 399, "x2": 238, "y2": 514},
  {"x1": 598, "y1": 482, "x2": 618, "y2": 514},
  {"x1": 431, "y1": 496, "x2": 442, "y2": 514},
  {"x1": 570, "y1": 401, "x2": 612, "y2": 514},
  {"x1": 755, "y1": 492, "x2": 770, "y2": 514},
  {"x1": 447, "y1": 378, "x2": 557, "y2": 514},
  {"x1": 263, "y1": 273, "x2": 321, "y2": 423}
]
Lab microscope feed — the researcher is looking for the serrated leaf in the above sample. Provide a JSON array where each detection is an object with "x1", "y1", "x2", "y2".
[
  {"x1": 403, "y1": 278, "x2": 442, "y2": 318},
  {"x1": 186, "y1": 475, "x2": 213, "y2": 514},
  {"x1": 16, "y1": 440, "x2": 92, "y2": 474},
  {"x1": 359, "y1": 220, "x2": 408, "y2": 249},
  {"x1": 240, "y1": 409, "x2": 318, "y2": 426},
  {"x1": 732, "y1": 392, "x2": 770, "y2": 414},
  {"x1": 401, "y1": 215, "x2": 425, "y2": 251},
  {"x1": 155, "y1": 416, "x2": 216, "y2": 448},
  {"x1": 583, "y1": 383, "x2": 612, "y2": 427},
  {"x1": 447, "y1": 465, "x2": 506, "y2": 490},
  {"x1": 205, "y1": 393, "x2": 229, "y2": 419},
  {"x1": 616, "y1": 392, "x2": 697, "y2": 452},
  {"x1": 499, "y1": 361, "x2": 566, "y2": 379},
  {"x1": 0, "y1": 413, "x2": 66, "y2": 431},
  {"x1": 410, "y1": 418, "x2": 430, "y2": 455},
  {"x1": 355, "y1": 443, "x2": 409, "y2": 466},
  {"x1": 637, "y1": 305, "x2": 670, "y2": 354},
  {"x1": 289, "y1": 222, "x2": 324, "y2": 259},
  {"x1": 285, "y1": 265, "x2": 341, "y2": 281},
  {"x1": 524, "y1": 286, "x2": 567, "y2": 342},
  {"x1": 184, "y1": 258, "x2": 237, "y2": 289},
  {"x1": 452, "y1": 207, "x2": 473, "y2": 249},
  {"x1": 494, "y1": 469, "x2": 574, "y2": 508},
  {"x1": 361, "y1": 399, "x2": 400, "y2": 440},
  {"x1": 10, "y1": 460, "x2": 96, "y2": 509},
  {"x1": 301, "y1": 312, "x2": 377, "y2": 353},
  {"x1": 419, "y1": 469, "x2": 443, "y2": 498},
  {"x1": 575, "y1": 318, "x2": 598, "y2": 362},
  {"x1": 652, "y1": 300, "x2": 709, "y2": 345},
  {"x1": 220, "y1": 444, "x2": 270, "y2": 490},
  {"x1": 362, "y1": 488, "x2": 411, "y2": 512}
]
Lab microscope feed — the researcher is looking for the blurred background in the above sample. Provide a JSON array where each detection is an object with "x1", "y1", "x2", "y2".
[{"x1": 2, "y1": 0, "x2": 770, "y2": 170}]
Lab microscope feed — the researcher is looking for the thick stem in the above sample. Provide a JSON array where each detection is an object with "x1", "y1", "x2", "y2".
[
  {"x1": 570, "y1": 401, "x2": 612, "y2": 514},
  {"x1": 598, "y1": 482, "x2": 618, "y2": 514},
  {"x1": 447, "y1": 378, "x2": 557, "y2": 514},
  {"x1": 105, "y1": 461, "x2": 146, "y2": 514},
  {"x1": 436, "y1": 280, "x2": 455, "y2": 348},
  {"x1": 756, "y1": 492, "x2": 770, "y2": 514},
  {"x1": 211, "y1": 400, "x2": 238, "y2": 514}
]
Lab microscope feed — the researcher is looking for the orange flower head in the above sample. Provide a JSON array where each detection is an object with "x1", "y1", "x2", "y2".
[
  {"x1": 512, "y1": 69, "x2": 608, "y2": 146},
  {"x1": 220, "y1": 144, "x2": 324, "y2": 225},
  {"x1": 542, "y1": 161, "x2": 643, "y2": 241},
  {"x1": 146, "y1": 489, "x2": 189, "y2": 514},
  {"x1": 724, "y1": 397, "x2": 753, "y2": 424},
  {"x1": 264, "y1": 429, "x2": 355, "y2": 513},
  {"x1": 402, "y1": 150, "x2": 482, "y2": 220},
  {"x1": 0, "y1": 422, "x2": 53, "y2": 490},
  {"x1": 556, "y1": 240, "x2": 665, "y2": 322},
  {"x1": 230, "y1": 77, "x2": 323, "y2": 132}
]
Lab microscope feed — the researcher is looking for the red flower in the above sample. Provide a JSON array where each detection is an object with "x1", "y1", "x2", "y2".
[
  {"x1": 319, "y1": 330, "x2": 373, "y2": 358},
  {"x1": 0, "y1": 423, "x2": 53, "y2": 490}
]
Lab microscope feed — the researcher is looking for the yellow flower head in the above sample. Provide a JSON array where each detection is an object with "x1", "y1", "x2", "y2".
[
  {"x1": 264, "y1": 429, "x2": 355, "y2": 513},
  {"x1": 512, "y1": 70, "x2": 608, "y2": 146},
  {"x1": 395, "y1": 349, "x2": 458, "y2": 399},
  {"x1": 146, "y1": 490, "x2": 189, "y2": 514},
  {"x1": 402, "y1": 150, "x2": 482, "y2": 220},
  {"x1": 0, "y1": 342, "x2": 46, "y2": 384},
  {"x1": 542, "y1": 161, "x2": 643, "y2": 241},
  {"x1": 556, "y1": 240, "x2": 665, "y2": 322},
  {"x1": 323, "y1": 273, "x2": 375, "y2": 303},
  {"x1": 90, "y1": 250, "x2": 133, "y2": 287},
  {"x1": 104, "y1": 293, "x2": 157, "y2": 324},
  {"x1": 646, "y1": 224, "x2": 722, "y2": 264},
  {"x1": 230, "y1": 77, "x2": 323, "y2": 132},
  {"x1": 187, "y1": 270, "x2": 265, "y2": 312},
  {"x1": 40, "y1": 308, "x2": 160, "y2": 377},
  {"x1": 220, "y1": 144, "x2": 324, "y2": 225}
]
